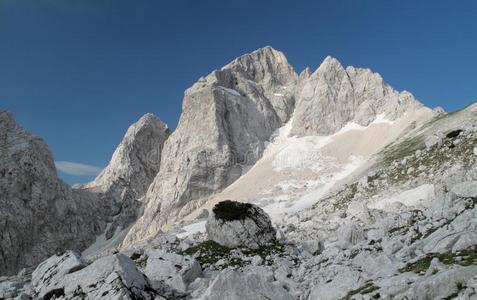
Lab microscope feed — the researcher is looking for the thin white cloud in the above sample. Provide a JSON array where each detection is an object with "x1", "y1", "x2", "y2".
[{"x1": 55, "y1": 161, "x2": 103, "y2": 176}]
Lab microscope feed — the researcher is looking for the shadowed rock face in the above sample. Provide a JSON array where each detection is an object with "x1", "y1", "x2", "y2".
[
  {"x1": 85, "y1": 113, "x2": 170, "y2": 239},
  {"x1": 0, "y1": 111, "x2": 108, "y2": 275}
]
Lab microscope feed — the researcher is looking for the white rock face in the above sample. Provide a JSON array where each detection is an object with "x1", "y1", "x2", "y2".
[
  {"x1": 88, "y1": 113, "x2": 169, "y2": 195},
  {"x1": 142, "y1": 249, "x2": 202, "y2": 292},
  {"x1": 403, "y1": 266, "x2": 477, "y2": 300},
  {"x1": 205, "y1": 200, "x2": 276, "y2": 249},
  {"x1": 123, "y1": 47, "x2": 429, "y2": 247},
  {"x1": 124, "y1": 46, "x2": 299, "y2": 245},
  {"x1": 450, "y1": 181, "x2": 477, "y2": 198},
  {"x1": 425, "y1": 131, "x2": 445, "y2": 149},
  {"x1": 31, "y1": 253, "x2": 155, "y2": 300},
  {"x1": 291, "y1": 56, "x2": 424, "y2": 136},
  {"x1": 199, "y1": 269, "x2": 294, "y2": 300},
  {"x1": 31, "y1": 251, "x2": 85, "y2": 299},
  {"x1": 0, "y1": 111, "x2": 108, "y2": 275},
  {"x1": 4, "y1": 48, "x2": 477, "y2": 300},
  {"x1": 86, "y1": 113, "x2": 170, "y2": 238}
]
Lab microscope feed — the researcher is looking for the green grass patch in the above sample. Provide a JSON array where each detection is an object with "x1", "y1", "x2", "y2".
[
  {"x1": 213, "y1": 200, "x2": 254, "y2": 221},
  {"x1": 181, "y1": 240, "x2": 285, "y2": 269},
  {"x1": 380, "y1": 135, "x2": 424, "y2": 166},
  {"x1": 342, "y1": 281, "x2": 379, "y2": 300},
  {"x1": 399, "y1": 246, "x2": 477, "y2": 274}
]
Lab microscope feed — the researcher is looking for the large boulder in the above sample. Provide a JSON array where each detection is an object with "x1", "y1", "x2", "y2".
[
  {"x1": 31, "y1": 251, "x2": 85, "y2": 298},
  {"x1": 307, "y1": 266, "x2": 364, "y2": 300},
  {"x1": 205, "y1": 200, "x2": 277, "y2": 249},
  {"x1": 199, "y1": 269, "x2": 294, "y2": 300},
  {"x1": 32, "y1": 252, "x2": 158, "y2": 300},
  {"x1": 142, "y1": 249, "x2": 202, "y2": 292},
  {"x1": 403, "y1": 266, "x2": 477, "y2": 300},
  {"x1": 450, "y1": 181, "x2": 477, "y2": 198}
]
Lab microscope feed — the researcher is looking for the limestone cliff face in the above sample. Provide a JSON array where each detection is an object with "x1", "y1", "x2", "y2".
[
  {"x1": 0, "y1": 111, "x2": 107, "y2": 275},
  {"x1": 122, "y1": 48, "x2": 430, "y2": 246},
  {"x1": 85, "y1": 113, "x2": 170, "y2": 238},
  {"x1": 0, "y1": 47, "x2": 438, "y2": 277},
  {"x1": 123, "y1": 47, "x2": 299, "y2": 245},
  {"x1": 290, "y1": 56, "x2": 424, "y2": 136}
]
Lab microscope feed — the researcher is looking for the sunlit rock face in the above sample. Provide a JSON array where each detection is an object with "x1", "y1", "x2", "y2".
[
  {"x1": 123, "y1": 47, "x2": 427, "y2": 247},
  {"x1": 290, "y1": 56, "x2": 424, "y2": 136},
  {"x1": 124, "y1": 46, "x2": 300, "y2": 245}
]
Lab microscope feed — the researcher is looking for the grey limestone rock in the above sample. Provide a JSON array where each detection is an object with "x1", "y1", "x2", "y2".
[
  {"x1": 85, "y1": 113, "x2": 170, "y2": 239},
  {"x1": 205, "y1": 200, "x2": 276, "y2": 249},
  {"x1": 0, "y1": 111, "x2": 108, "y2": 275}
]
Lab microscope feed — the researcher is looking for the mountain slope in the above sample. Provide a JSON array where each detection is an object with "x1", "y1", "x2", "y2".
[
  {"x1": 84, "y1": 113, "x2": 170, "y2": 240},
  {"x1": 123, "y1": 46, "x2": 301, "y2": 245},
  {"x1": 122, "y1": 46, "x2": 436, "y2": 247},
  {"x1": 291, "y1": 56, "x2": 424, "y2": 136},
  {"x1": 0, "y1": 111, "x2": 109, "y2": 275}
]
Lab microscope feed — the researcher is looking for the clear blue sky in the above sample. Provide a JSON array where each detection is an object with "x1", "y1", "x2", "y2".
[{"x1": 1, "y1": 0, "x2": 476, "y2": 183}]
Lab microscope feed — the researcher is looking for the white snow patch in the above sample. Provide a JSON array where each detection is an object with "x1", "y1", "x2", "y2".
[
  {"x1": 265, "y1": 155, "x2": 366, "y2": 216},
  {"x1": 368, "y1": 184, "x2": 435, "y2": 212},
  {"x1": 176, "y1": 221, "x2": 206, "y2": 238},
  {"x1": 373, "y1": 113, "x2": 394, "y2": 124},
  {"x1": 274, "y1": 93, "x2": 284, "y2": 97},
  {"x1": 82, "y1": 223, "x2": 125, "y2": 257},
  {"x1": 264, "y1": 119, "x2": 333, "y2": 172},
  {"x1": 338, "y1": 122, "x2": 367, "y2": 133},
  {"x1": 218, "y1": 86, "x2": 241, "y2": 97}
]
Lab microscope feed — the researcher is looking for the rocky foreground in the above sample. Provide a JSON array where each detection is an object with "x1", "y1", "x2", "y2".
[{"x1": 2, "y1": 126, "x2": 477, "y2": 300}]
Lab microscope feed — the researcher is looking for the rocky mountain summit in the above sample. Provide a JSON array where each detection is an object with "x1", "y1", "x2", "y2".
[
  {"x1": 85, "y1": 113, "x2": 170, "y2": 239},
  {"x1": 1, "y1": 46, "x2": 477, "y2": 299},
  {"x1": 124, "y1": 47, "x2": 301, "y2": 246},
  {"x1": 291, "y1": 56, "x2": 424, "y2": 136},
  {"x1": 124, "y1": 46, "x2": 432, "y2": 247}
]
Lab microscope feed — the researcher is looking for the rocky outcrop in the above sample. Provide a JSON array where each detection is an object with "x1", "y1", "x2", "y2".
[
  {"x1": 31, "y1": 252, "x2": 160, "y2": 300},
  {"x1": 85, "y1": 113, "x2": 170, "y2": 239},
  {"x1": 3, "y1": 99, "x2": 477, "y2": 300},
  {"x1": 291, "y1": 56, "x2": 424, "y2": 136},
  {"x1": 124, "y1": 46, "x2": 299, "y2": 245},
  {"x1": 0, "y1": 111, "x2": 108, "y2": 275},
  {"x1": 199, "y1": 269, "x2": 294, "y2": 300},
  {"x1": 31, "y1": 251, "x2": 85, "y2": 299},
  {"x1": 142, "y1": 249, "x2": 202, "y2": 292},
  {"x1": 205, "y1": 200, "x2": 276, "y2": 249},
  {"x1": 122, "y1": 47, "x2": 430, "y2": 247}
]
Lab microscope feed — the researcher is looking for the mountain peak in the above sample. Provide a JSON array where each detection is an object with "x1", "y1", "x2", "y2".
[
  {"x1": 314, "y1": 55, "x2": 344, "y2": 75},
  {"x1": 89, "y1": 113, "x2": 170, "y2": 193},
  {"x1": 246, "y1": 45, "x2": 285, "y2": 59},
  {"x1": 222, "y1": 45, "x2": 291, "y2": 73},
  {"x1": 135, "y1": 113, "x2": 169, "y2": 132}
]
